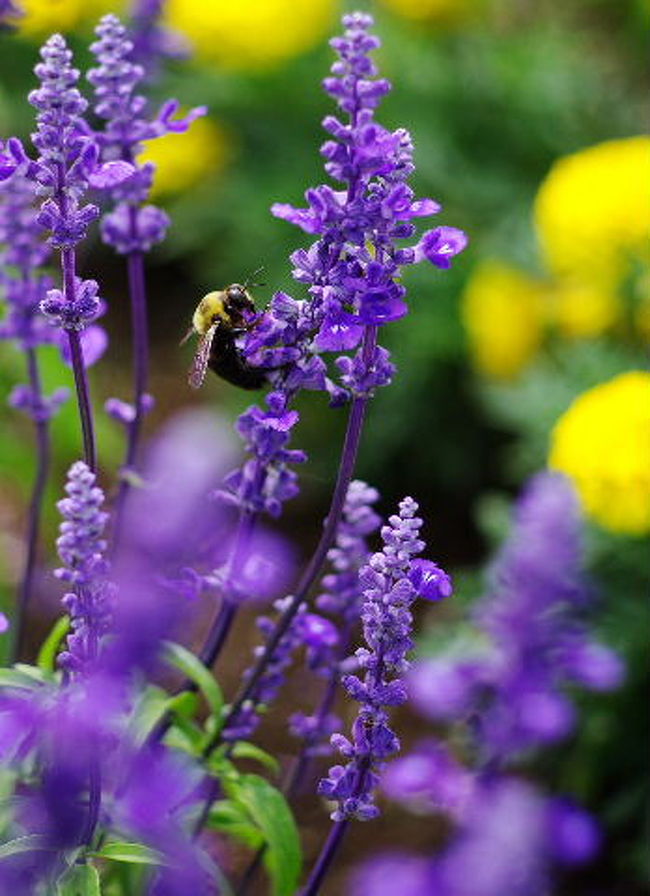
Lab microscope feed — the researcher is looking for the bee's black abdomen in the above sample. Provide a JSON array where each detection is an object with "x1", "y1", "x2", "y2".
[{"x1": 208, "y1": 331, "x2": 268, "y2": 390}]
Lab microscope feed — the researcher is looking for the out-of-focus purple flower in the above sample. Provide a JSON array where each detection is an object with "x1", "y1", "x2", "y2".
[
  {"x1": 408, "y1": 472, "x2": 624, "y2": 760},
  {"x1": 128, "y1": 0, "x2": 191, "y2": 82},
  {"x1": 60, "y1": 323, "x2": 108, "y2": 368},
  {"x1": 105, "y1": 393, "x2": 155, "y2": 426},
  {"x1": 546, "y1": 798, "x2": 601, "y2": 866},
  {"x1": 54, "y1": 462, "x2": 113, "y2": 675},
  {"x1": 0, "y1": 613, "x2": 9, "y2": 633},
  {"x1": 107, "y1": 410, "x2": 235, "y2": 677},
  {"x1": 319, "y1": 497, "x2": 451, "y2": 821},
  {"x1": 381, "y1": 740, "x2": 471, "y2": 815},
  {"x1": 0, "y1": 0, "x2": 21, "y2": 27},
  {"x1": 349, "y1": 853, "x2": 433, "y2": 896},
  {"x1": 88, "y1": 14, "x2": 204, "y2": 254}
]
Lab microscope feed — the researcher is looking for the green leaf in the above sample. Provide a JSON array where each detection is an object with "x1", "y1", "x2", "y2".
[
  {"x1": 56, "y1": 863, "x2": 101, "y2": 896},
  {"x1": 37, "y1": 616, "x2": 71, "y2": 675},
  {"x1": 230, "y1": 741, "x2": 280, "y2": 775},
  {"x1": 91, "y1": 842, "x2": 163, "y2": 866},
  {"x1": 207, "y1": 800, "x2": 264, "y2": 850},
  {"x1": 229, "y1": 774, "x2": 302, "y2": 896},
  {"x1": 162, "y1": 642, "x2": 224, "y2": 719},
  {"x1": 0, "y1": 833, "x2": 47, "y2": 858},
  {"x1": 0, "y1": 668, "x2": 43, "y2": 690}
]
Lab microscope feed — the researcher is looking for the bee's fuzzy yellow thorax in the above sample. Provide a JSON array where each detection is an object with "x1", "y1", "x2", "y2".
[{"x1": 193, "y1": 291, "x2": 226, "y2": 335}]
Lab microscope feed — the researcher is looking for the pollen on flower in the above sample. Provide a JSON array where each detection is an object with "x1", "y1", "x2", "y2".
[{"x1": 549, "y1": 371, "x2": 650, "y2": 535}]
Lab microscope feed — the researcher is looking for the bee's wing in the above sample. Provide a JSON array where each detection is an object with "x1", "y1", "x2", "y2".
[{"x1": 188, "y1": 323, "x2": 218, "y2": 389}]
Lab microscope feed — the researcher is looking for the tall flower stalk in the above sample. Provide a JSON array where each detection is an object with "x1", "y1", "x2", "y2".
[
  {"x1": 0, "y1": 155, "x2": 67, "y2": 659},
  {"x1": 29, "y1": 35, "x2": 105, "y2": 470},
  {"x1": 88, "y1": 13, "x2": 204, "y2": 534},
  {"x1": 202, "y1": 9, "x2": 465, "y2": 759},
  {"x1": 303, "y1": 497, "x2": 451, "y2": 896}
]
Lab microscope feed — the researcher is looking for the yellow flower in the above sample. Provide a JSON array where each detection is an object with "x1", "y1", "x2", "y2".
[
  {"x1": 140, "y1": 116, "x2": 230, "y2": 198},
  {"x1": 549, "y1": 280, "x2": 620, "y2": 339},
  {"x1": 549, "y1": 371, "x2": 650, "y2": 535},
  {"x1": 534, "y1": 137, "x2": 650, "y2": 291},
  {"x1": 15, "y1": 0, "x2": 125, "y2": 36},
  {"x1": 15, "y1": 0, "x2": 85, "y2": 36},
  {"x1": 378, "y1": 0, "x2": 485, "y2": 25},
  {"x1": 164, "y1": 0, "x2": 337, "y2": 70},
  {"x1": 461, "y1": 260, "x2": 547, "y2": 380}
]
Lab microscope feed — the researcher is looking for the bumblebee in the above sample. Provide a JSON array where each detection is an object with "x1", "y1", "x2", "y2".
[{"x1": 183, "y1": 283, "x2": 268, "y2": 390}]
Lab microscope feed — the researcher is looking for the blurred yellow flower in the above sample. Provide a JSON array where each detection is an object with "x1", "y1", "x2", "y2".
[
  {"x1": 16, "y1": 0, "x2": 126, "y2": 36},
  {"x1": 461, "y1": 260, "x2": 547, "y2": 380},
  {"x1": 140, "y1": 116, "x2": 230, "y2": 198},
  {"x1": 549, "y1": 280, "x2": 620, "y2": 339},
  {"x1": 164, "y1": 0, "x2": 336, "y2": 70},
  {"x1": 15, "y1": 0, "x2": 84, "y2": 36},
  {"x1": 534, "y1": 136, "x2": 650, "y2": 288},
  {"x1": 378, "y1": 0, "x2": 484, "y2": 25},
  {"x1": 549, "y1": 371, "x2": 650, "y2": 535}
]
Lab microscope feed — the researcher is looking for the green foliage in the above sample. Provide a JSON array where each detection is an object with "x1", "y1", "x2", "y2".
[
  {"x1": 90, "y1": 842, "x2": 163, "y2": 867},
  {"x1": 56, "y1": 864, "x2": 101, "y2": 896},
  {"x1": 36, "y1": 616, "x2": 70, "y2": 675},
  {"x1": 208, "y1": 773, "x2": 302, "y2": 896}
]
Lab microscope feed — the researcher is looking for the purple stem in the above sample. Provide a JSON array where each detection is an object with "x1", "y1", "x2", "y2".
[
  {"x1": 111, "y1": 241, "x2": 150, "y2": 544},
  {"x1": 11, "y1": 347, "x2": 51, "y2": 662},
  {"x1": 301, "y1": 818, "x2": 350, "y2": 896},
  {"x1": 61, "y1": 248, "x2": 97, "y2": 472}
]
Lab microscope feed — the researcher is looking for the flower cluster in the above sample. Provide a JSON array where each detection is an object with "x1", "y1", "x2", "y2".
[
  {"x1": 88, "y1": 14, "x2": 204, "y2": 255},
  {"x1": 216, "y1": 390, "x2": 307, "y2": 517},
  {"x1": 408, "y1": 472, "x2": 623, "y2": 760},
  {"x1": 246, "y1": 12, "x2": 466, "y2": 402},
  {"x1": 55, "y1": 461, "x2": 113, "y2": 675},
  {"x1": 319, "y1": 497, "x2": 451, "y2": 821}
]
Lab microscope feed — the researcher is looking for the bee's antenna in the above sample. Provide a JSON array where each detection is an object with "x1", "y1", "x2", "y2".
[{"x1": 244, "y1": 265, "x2": 266, "y2": 290}]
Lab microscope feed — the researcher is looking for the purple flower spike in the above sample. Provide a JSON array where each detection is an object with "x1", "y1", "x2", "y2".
[
  {"x1": 319, "y1": 496, "x2": 450, "y2": 821},
  {"x1": 55, "y1": 461, "x2": 113, "y2": 675},
  {"x1": 29, "y1": 35, "x2": 100, "y2": 249}
]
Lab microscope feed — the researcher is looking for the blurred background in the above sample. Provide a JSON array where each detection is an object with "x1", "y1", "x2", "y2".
[{"x1": 0, "y1": 0, "x2": 648, "y2": 893}]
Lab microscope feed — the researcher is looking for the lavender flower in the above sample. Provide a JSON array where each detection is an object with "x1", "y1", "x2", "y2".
[
  {"x1": 318, "y1": 497, "x2": 451, "y2": 822},
  {"x1": 216, "y1": 389, "x2": 307, "y2": 518},
  {"x1": 128, "y1": 0, "x2": 191, "y2": 82},
  {"x1": 55, "y1": 461, "x2": 112, "y2": 675},
  {"x1": 408, "y1": 472, "x2": 624, "y2": 761},
  {"x1": 259, "y1": 12, "x2": 467, "y2": 401}
]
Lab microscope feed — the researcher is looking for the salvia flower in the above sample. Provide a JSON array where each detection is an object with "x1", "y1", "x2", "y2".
[
  {"x1": 88, "y1": 13, "x2": 205, "y2": 254},
  {"x1": 55, "y1": 461, "x2": 113, "y2": 675},
  {"x1": 28, "y1": 35, "x2": 101, "y2": 248},
  {"x1": 215, "y1": 389, "x2": 307, "y2": 517},
  {"x1": 318, "y1": 496, "x2": 451, "y2": 821},
  {"x1": 244, "y1": 13, "x2": 466, "y2": 406},
  {"x1": 408, "y1": 471, "x2": 624, "y2": 761}
]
